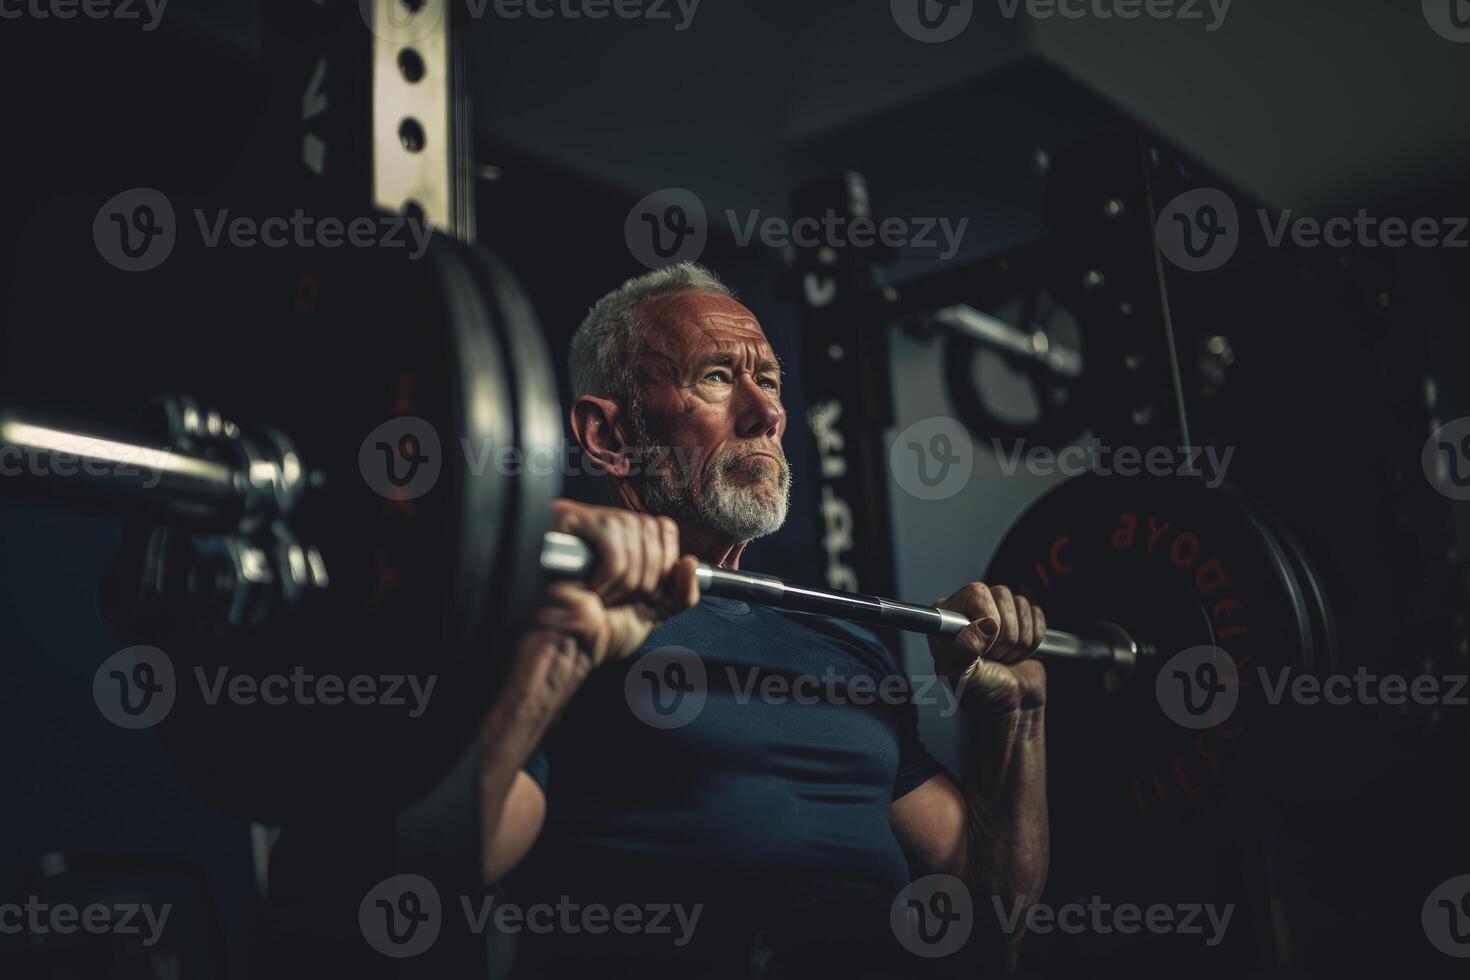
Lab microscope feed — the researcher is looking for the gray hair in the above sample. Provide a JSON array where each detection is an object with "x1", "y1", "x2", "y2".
[{"x1": 567, "y1": 262, "x2": 733, "y2": 419}]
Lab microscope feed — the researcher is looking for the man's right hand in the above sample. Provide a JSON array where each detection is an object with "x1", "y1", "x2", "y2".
[
  {"x1": 530, "y1": 499, "x2": 700, "y2": 671},
  {"x1": 482, "y1": 500, "x2": 698, "y2": 885}
]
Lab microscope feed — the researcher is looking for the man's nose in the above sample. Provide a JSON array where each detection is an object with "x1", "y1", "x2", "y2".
[{"x1": 734, "y1": 377, "x2": 782, "y2": 440}]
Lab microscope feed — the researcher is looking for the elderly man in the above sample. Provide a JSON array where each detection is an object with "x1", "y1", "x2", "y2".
[{"x1": 475, "y1": 263, "x2": 1049, "y2": 978}]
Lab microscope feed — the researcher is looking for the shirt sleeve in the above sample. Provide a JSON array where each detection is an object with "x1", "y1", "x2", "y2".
[
  {"x1": 890, "y1": 670, "x2": 947, "y2": 801},
  {"x1": 524, "y1": 745, "x2": 550, "y2": 794}
]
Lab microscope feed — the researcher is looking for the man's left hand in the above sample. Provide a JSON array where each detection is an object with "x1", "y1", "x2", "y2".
[{"x1": 928, "y1": 583, "x2": 1047, "y2": 716}]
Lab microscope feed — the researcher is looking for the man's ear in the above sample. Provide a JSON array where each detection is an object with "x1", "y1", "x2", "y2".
[{"x1": 570, "y1": 395, "x2": 634, "y2": 478}]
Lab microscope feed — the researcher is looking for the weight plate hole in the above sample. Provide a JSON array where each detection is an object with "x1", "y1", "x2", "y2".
[
  {"x1": 399, "y1": 118, "x2": 426, "y2": 153},
  {"x1": 398, "y1": 49, "x2": 425, "y2": 83}
]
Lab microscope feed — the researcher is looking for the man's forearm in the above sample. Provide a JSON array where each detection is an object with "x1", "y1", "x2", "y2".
[
  {"x1": 959, "y1": 705, "x2": 1050, "y2": 969},
  {"x1": 479, "y1": 628, "x2": 591, "y2": 880}
]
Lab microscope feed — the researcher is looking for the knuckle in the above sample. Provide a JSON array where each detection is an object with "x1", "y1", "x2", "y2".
[
  {"x1": 604, "y1": 545, "x2": 628, "y2": 580},
  {"x1": 570, "y1": 589, "x2": 602, "y2": 619}
]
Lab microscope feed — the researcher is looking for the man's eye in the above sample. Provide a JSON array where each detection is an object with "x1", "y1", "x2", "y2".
[
  {"x1": 705, "y1": 370, "x2": 731, "y2": 383},
  {"x1": 759, "y1": 377, "x2": 780, "y2": 391}
]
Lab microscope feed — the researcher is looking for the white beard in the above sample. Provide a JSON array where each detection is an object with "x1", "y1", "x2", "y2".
[{"x1": 642, "y1": 442, "x2": 791, "y2": 543}]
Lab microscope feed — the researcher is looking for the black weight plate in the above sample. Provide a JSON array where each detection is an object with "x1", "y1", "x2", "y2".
[
  {"x1": 463, "y1": 246, "x2": 561, "y2": 681},
  {"x1": 150, "y1": 231, "x2": 561, "y2": 822},
  {"x1": 985, "y1": 474, "x2": 1312, "y2": 970}
]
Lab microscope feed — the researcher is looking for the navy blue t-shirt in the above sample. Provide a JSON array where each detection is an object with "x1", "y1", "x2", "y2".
[{"x1": 505, "y1": 595, "x2": 947, "y2": 977}]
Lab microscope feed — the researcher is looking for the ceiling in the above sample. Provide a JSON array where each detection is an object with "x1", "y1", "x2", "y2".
[{"x1": 171, "y1": 0, "x2": 1470, "y2": 216}]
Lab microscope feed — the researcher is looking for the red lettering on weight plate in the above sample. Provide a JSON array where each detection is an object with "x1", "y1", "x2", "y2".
[
  {"x1": 1170, "y1": 531, "x2": 1201, "y2": 568},
  {"x1": 1051, "y1": 534, "x2": 1072, "y2": 575},
  {"x1": 1145, "y1": 515, "x2": 1172, "y2": 554},
  {"x1": 1196, "y1": 558, "x2": 1230, "y2": 592},
  {"x1": 1111, "y1": 512, "x2": 1137, "y2": 549}
]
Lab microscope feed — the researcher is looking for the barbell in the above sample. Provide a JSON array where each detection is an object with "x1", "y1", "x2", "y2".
[
  {"x1": 0, "y1": 398, "x2": 1148, "y2": 673},
  {"x1": 541, "y1": 531, "x2": 1148, "y2": 671},
  {"x1": 0, "y1": 231, "x2": 1334, "y2": 829}
]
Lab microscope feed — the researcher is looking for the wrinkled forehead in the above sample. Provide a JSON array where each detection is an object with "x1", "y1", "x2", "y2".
[{"x1": 638, "y1": 291, "x2": 776, "y2": 367}]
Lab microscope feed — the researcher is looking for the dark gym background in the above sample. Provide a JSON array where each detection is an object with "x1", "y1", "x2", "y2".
[{"x1": 3, "y1": 1, "x2": 1469, "y2": 977}]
